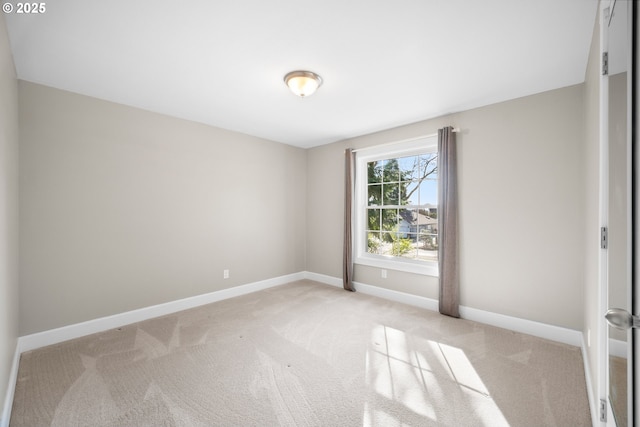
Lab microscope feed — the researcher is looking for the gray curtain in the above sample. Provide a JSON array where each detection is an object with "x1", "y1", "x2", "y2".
[
  {"x1": 438, "y1": 127, "x2": 459, "y2": 317},
  {"x1": 343, "y1": 149, "x2": 356, "y2": 292}
]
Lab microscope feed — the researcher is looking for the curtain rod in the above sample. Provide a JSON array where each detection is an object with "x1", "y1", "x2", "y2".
[{"x1": 351, "y1": 127, "x2": 460, "y2": 153}]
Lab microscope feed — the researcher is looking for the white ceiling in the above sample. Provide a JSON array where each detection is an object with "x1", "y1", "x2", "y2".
[{"x1": 5, "y1": 0, "x2": 598, "y2": 148}]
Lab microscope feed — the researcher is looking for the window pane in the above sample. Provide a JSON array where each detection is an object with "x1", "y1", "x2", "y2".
[
  {"x1": 367, "y1": 232, "x2": 382, "y2": 254},
  {"x1": 403, "y1": 181, "x2": 420, "y2": 206},
  {"x1": 380, "y1": 208, "x2": 398, "y2": 231},
  {"x1": 367, "y1": 160, "x2": 384, "y2": 184},
  {"x1": 378, "y1": 232, "x2": 394, "y2": 257},
  {"x1": 397, "y1": 155, "x2": 417, "y2": 182},
  {"x1": 416, "y1": 209, "x2": 437, "y2": 238},
  {"x1": 397, "y1": 233, "x2": 418, "y2": 260},
  {"x1": 367, "y1": 209, "x2": 380, "y2": 231},
  {"x1": 377, "y1": 231, "x2": 416, "y2": 258},
  {"x1": 382, "y1": 159, "x2": 400, "y2": 182},
  {"x1": 383, "y1": 183, "x2": 399, "y2": 205},
  {"x1": 418, "y1": 154, "x2": 438, "y2": 181},
  {"x1": 418, "y1": 228, "x2": 438, "y2": 262},
  {"x1": 398, "y1": 209, "x2": 416, "y2": 235},
  {"x1": 417, "y1": 177, "x2": 437, "y2": 207},
  {"x1": 419, "y1": 227, "x2": 438, "y2": 249},
  {"x1": 367, "y1": 184, "x2": 382, "y2": 206}
]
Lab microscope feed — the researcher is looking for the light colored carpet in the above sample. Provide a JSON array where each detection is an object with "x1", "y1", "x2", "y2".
[{"x1": 10, "y1": 280, "x2": 591, "y2": 426}]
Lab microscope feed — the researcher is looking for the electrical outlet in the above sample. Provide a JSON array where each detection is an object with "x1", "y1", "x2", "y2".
[
  {"x1": 223, "y1": 269, "x2": 229, "y2": 279},
  {"x1": 381, "y1": 269, "x2": 387, "y2": 279}
]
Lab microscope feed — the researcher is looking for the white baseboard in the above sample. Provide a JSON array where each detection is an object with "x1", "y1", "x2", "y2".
[
  {"x1": 305, "y1": 272, "x2": 582, "y2": 347},
  {"x1": 459, "y1": 305, "x2": 582, "y2": 347},
  {"x1": 304, "y1": 272, "x2": 343, "y2": 288},
  {"x1": 19, "y1": 272, "x2": 305, "y2": 353},
  {"x1": 355, "y1": 281, "x2": 439, "y2": 312},
  {"x1": 303, "y1": 271, "x2": 440, "y2": 311},
  {"x1": 1, "y1": 340, "x2": 21, "y2": 427},
  {"x1": 16, "y1": 269, "x2": 584, "y2": 352}
]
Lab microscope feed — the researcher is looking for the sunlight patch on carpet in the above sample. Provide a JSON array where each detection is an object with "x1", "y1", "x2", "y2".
[{"x1": 365, "y1": 324, "x2": 511, "y2": 426}]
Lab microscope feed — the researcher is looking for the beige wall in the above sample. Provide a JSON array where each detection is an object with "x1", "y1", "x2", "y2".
[
  {"x1": 18, "y1": 82, "x2": 307, "y2": 335},
  {"x1": 582, "y1": 5, "x2": 601, "y2": 406},
  {"x1": 308, "y1": 85, "x2": 587, "y2": 330},
  {"x1": 0, "y1": 14, "x2": 19, "y2": 417},
  {"x1": 17, "y1": 69, "x2": 595, "y2": 335}
]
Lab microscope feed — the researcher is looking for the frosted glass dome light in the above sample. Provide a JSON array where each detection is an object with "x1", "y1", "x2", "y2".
[{"x1": 284, "y1": 70, "x2": 323, "y2": 97}]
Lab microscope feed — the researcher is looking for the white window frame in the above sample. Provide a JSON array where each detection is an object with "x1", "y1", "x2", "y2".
[{"x1": 354, "y1": 135, "x2": 439, "y2": 276}]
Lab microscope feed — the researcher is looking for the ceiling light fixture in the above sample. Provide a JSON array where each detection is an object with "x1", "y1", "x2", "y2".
[{"x1": 284, "y1": 70, "x2": 323, "y2": 97}]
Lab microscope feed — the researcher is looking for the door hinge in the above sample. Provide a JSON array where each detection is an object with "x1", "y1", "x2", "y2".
[
  {"x1": 599, "y1": 399, "x2": 607, "y2": 422},
  {"x1": 601, "y1": 227, "x2": 608, "y2": 249},
  {"x1": 602, "y1": 52, "x2": 609, "y2": 75}
]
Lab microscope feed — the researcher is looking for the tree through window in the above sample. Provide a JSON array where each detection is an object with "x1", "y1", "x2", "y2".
[
  {"x1": 354, "y1": 136, "x2": 438, "y2": 275},
  {"x1": 365, "y1": 152, "x2": 438, "y2": 262}
]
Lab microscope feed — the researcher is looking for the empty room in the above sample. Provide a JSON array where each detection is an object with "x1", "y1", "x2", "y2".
[{"x1": 1, "y1": 0, "x2": 638, "y2": 426}]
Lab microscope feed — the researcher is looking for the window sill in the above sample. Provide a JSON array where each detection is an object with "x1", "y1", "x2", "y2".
[{"x1": 355, "y1": 255, "x2": 439, "y2": 277}]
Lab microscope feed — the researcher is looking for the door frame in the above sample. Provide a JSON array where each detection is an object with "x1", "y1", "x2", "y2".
[
  {"x1": 633, "y1": 0, "x2": 638, "y2": 423},
  {"x1": 599, "y1": 0, "x2": 637, "y2": 426}
]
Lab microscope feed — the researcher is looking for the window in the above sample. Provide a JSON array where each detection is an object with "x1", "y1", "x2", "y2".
[{"x1": 354, "y1": 136, "x2": 438, "y2": 276}]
